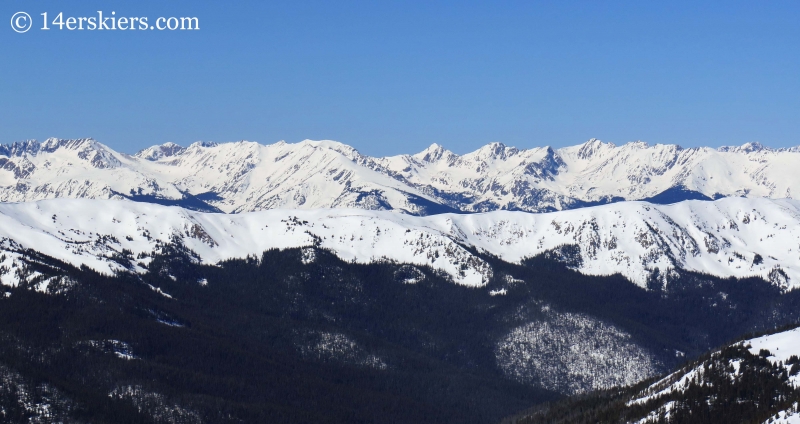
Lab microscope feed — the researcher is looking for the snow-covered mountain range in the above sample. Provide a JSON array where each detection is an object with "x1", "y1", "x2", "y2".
[
  {"x1": 1, "y1": 137, "x2": 799, "y2": 215},
  {"x1": 0, "y1": 197, "x2": 798, "y2": 290},
  {"x1": 3, "y1": 136, "x2": 799, "y2": 423}
]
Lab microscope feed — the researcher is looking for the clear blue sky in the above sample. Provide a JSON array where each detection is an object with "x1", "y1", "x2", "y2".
[{"x1": 1, "y1": 1, "x2": 798, "y2": 156}]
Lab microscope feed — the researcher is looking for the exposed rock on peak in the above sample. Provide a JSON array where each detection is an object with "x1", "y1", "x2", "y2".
[
  {"x1": 0, "y1": 196, "x2": 797, "y2": 289},
  {"x1": 718, "y1": 141, "x2": 771, "y2": 153},
  {"x1": 135, "y1": 142, "x2": 186, "y2": 161},
  {"x1": 575, "y1": 138, "x2": 615, "y2": 160},
  {"x1": 0, "y1": 137, "x2": 798, "y2": 215},
  {"x1": 413, "y1": 143, "x2": 454, "y2": 163}
]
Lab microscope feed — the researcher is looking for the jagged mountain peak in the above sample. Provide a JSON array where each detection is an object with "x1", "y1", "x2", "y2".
[
  {"x1": 0, "y1": 138, "x2": 108, "y2": 158},
  {"x1": 469, "y1": 141, "x2": 520, "y2": 161},
  {"x1": 624, "y1": 140, "x2": 650, "y2": 149},
  {"x1": 413, "y1": 143, "x2": 456, "y2": 163},
  {"x1": 0, "y1": 139, "x2": 41, "y2": 157},
  {"x1": 13, "y1": 138, "x2": 123, "y2": 169},
  {"x1": 574, "y1": 138, "x2": 616, "y2": 159},
  {"x1": 40, "y1": 137, "x2": 103, "y2": 151},
  {"x1": 718, "y1": 141, "x2": 771, "y2": 153},
  {"x1": 1, "y1": 137, "x2": 799, "y2": 215},
  {"x1": 135, "y1": 142, "x2": 186, "y2": 161},
  {"x1": 294, "y1": 139, "x2": 361, "y2": 156},
  {"x1": 187, "y1": 141, "x2": 219, "y2": 149}
]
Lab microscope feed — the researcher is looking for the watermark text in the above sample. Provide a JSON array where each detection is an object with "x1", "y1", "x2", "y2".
[{"x1": 11, "y1": 11, "x2": 199, "y2": 33}]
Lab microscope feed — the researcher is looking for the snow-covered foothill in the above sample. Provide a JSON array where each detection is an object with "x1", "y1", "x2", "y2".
[
  {"x1": 0, "y1": 197, "x2": 797, "y2": 289},
  {"x1": 627, "y1": 326, "x2": 800, "y2": 422}
]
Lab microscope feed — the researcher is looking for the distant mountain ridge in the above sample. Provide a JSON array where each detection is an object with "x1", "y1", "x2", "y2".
[{"x1": 0, "y1": 137, "x2": 798, "y2": 215}]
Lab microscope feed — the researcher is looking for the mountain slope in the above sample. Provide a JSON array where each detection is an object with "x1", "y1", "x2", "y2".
[
  {"x1": 6, "y1": 240, "x2": 800, "y2": 423},
  {"x1": 0, "y1": 197, "x2": 797, "y2": 290},
  {"x1": 0, "y1": 138, "x2": 799, "y2": 215},
  {"x1": 625, "y1": 327, "x2": 800, "y2": 423},
  {"x1": 0, "y1": 249, "x2": 563, "y2": 424},
  {"x1": 509, "y1": 325, "x2": 800, "y2": 424},
  {"x1": 3, "y1": 204, "x2": 800, "y2": 422}
]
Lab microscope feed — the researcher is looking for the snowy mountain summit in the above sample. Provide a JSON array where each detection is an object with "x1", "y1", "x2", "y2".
[{"x1": 0, "y1": 137, "x2": 798, "y2": 215}]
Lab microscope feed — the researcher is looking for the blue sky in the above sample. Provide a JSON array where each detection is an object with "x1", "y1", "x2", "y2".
[{"x1": 1, "y1": 1, "x2": 798, "y2": 156}]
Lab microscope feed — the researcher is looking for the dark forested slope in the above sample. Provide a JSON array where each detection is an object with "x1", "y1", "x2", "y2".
[{"x1": 2, "y1": 244, "x2": 800, "y2": 423}]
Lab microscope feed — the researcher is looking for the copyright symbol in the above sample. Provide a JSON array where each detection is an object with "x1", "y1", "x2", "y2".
[{"x1": 11, "y1": 12, "x2": 32, "y2": 33}]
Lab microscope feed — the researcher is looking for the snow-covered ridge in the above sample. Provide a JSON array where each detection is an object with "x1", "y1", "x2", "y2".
[
  {"x1": 627, "y1": 326, "x2": 800, "y2": 423},
  {"x1": 0, "y1": 137, "x2": 799, "y2": 215},
  {"x1": 0, "y1": 197, "x2": 798, "y2": 289}
]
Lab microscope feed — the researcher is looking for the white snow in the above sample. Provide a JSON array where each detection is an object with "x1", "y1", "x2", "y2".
[
  {"x1": 632, "y1": 400, "x2": 678, "y2": 424},
  {"x1": 747, "y1": 327, "x2": 800, "y2": 386},
  {"x1": 2, "y1": 137, "x2": 800, "y2": 215},
  {"x1": 147, "y1": 284, "x2": 173, "y2": 299},
  {"x1": 0, "y1": 197, "x2": 797, "y2": 289},
  {"x1": 764, "y1": 404, "x2": 800, "y2": 424},
  {"x1": 78, "y1": 339, "x2": 136, "y2": 360},
  {"x1": 747, "y1": 328, "x2": 800, "y2": 365},
  {"x1": 295, "y1": 330, "x2": 387, "y2": 371},
  {"x1": 496, "y1": 309, "x2": 659, "y2": 394},
  {"x1": 629, "y1": 326, "x2": 800, "y2": 420},
  {"x1": 628, "y1": 368, "x2": 705, "y2": 406}
]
